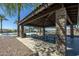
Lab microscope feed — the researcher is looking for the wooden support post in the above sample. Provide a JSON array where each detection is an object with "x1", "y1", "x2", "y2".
[
  {"x1": 56, "y1": 7, "x2": 67, "y2": 55},
  {"x1": 43, "y1": 27, "x2": 45, "y2": 40},
  {"x1": 37, "y1": 27, "x2": 39, "y2": 35},
  {"x1": 39, "y1": 27, "x2": 42, "y2": 35},
  {"x1": 70, "y1": 24, "x2": 74, "y2": 38},
  {"x1": 17, "y1": 24, "x2": 20, "y2": 37},
  {"x1": 21, "y1": 25, "x2": 25, "y2": 38},
  {"x1": 29, "y1": 26, "x2": 31, "y2": 36},
  {"x1": 0, "y1": 19, "x2": 3, "y2": 33},
  {"x1": 43, "y1": 27, "x2": 45, "y2": 36},
  {"x1": 76, "y1": 4, "x2": 79, "y2": 31},
  {"x1": 77, "y1": 4, "x2": 79, "y2": 26}
]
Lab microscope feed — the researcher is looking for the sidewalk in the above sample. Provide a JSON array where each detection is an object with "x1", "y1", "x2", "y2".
[
  {"x1": 16, "y1": 37, "x2": 36, "y2": 52},
  {"x1": 0, "y1": 36, "x2": 33, "y2": 56}
]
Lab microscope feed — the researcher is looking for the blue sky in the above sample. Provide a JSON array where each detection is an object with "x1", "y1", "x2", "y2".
[{"x1": 0, "y1": 4, "x2": 35, "y2": 30}]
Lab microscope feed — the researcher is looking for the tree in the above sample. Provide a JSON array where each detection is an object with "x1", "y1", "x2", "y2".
[
  {"x1": 1, "y1": 3, "x2": 40, "y2": 36},
  {"x1": 0, "y1": 15, "x2": 8, "y2": 33},
  {"x1": 2, "y1": 3, "x2": 28, "y2": 36}
]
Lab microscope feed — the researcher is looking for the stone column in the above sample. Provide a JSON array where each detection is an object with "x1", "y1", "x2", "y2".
[
  {"x1": 21, "y1": 25, "x2": 25, "y2": 38},
  {"x1": 56, "y1": 8, "x2": 67, "y2": 55}
]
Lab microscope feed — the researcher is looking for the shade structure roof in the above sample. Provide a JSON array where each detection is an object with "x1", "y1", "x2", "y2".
[{"x1": 19, "y1": 3, "x2": 78, "y2": 27}]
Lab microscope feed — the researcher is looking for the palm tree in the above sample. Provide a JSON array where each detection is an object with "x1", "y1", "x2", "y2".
[
  {"x1": 1, "y1": 3, "x2": 40, "y2": 36},
  {"x1": 0, "y1": 15, "x2": 8, "y2": 33},
  {"x1": 2, "y1": 3, "x2": 27, "y2": 36}
]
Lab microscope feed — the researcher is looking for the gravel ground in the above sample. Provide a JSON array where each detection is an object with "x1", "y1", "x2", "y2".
[{"x1": 0, "y1": 36, "x2": 33, "y2": 56}]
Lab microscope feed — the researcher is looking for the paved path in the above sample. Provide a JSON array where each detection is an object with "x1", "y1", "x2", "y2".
[
  {"x1": 0, "y1": 36, "x2": 33, "y2": 56},
  {"x1": 16, "y1": 37, "x2": 36, "y2": 52}
]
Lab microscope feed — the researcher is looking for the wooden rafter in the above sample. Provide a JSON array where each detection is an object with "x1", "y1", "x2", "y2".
[
  {"x1": 19, "y1": 3, "x2": 78, "y2": 28},
  {"x1": 66, "y1": 4, "x2": 77, "y2": 9},
  {"x1": 19, "y1": 4, "x2": 62, "y2": 25},
  {"x1": 67, "y1": 15, "x2": 73, "y2": 25}
]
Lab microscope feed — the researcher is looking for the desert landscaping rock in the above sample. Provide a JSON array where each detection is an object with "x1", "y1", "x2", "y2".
[
  {"x1": 34, "y1": 39, "x2": 57, "y2": 56},
  {"x1": 17, "y1": 37, "x2": 58, "y2": 56}
]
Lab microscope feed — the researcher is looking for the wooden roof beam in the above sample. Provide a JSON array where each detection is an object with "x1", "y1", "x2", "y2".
[
  {"x1": 68, "y1": 13, "x2": 77, "y2": 15},
  {"x1": 67, "y1": 15, "x2": 73, "y2": 25},
  {"x1": 66, "y1": 4, "x2": 77, "y2": 9},
  {"x1": 19, "y1": 4, "x2": 53, "y2": 25},
  {"x1": 19, "y1": 4, "x2": 62, "y2": 25},
  {"x1": 25, "y1": 11, "x2": 55, "y2": 24}
]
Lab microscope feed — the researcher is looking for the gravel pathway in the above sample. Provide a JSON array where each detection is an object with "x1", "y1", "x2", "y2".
[{"x1": 0, "y1": 36, "x2": 33, "y2": 56}]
